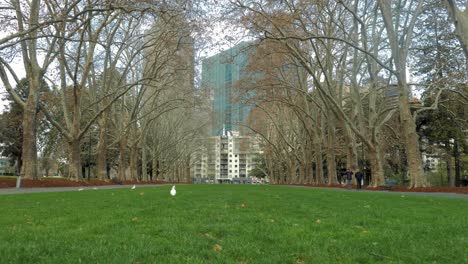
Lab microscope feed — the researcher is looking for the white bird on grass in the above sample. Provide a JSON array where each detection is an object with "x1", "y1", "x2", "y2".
[
  {"x1": 131, "y1": 185, "x2": 136, "y2": 190},
  {"x1": 78, "y1": 188, "x2": 84, "y2": 191},
  {"x1": 170, "y1": 185, "x2": 176, "y2": 197},
  {"x1": 92, "y1": 187, "x2": 98, "y2": 190}
]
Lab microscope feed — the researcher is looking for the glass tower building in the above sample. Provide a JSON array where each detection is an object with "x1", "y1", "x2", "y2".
[{"x1": 202, "y1": 42, "x2": 254, "y2": 136}]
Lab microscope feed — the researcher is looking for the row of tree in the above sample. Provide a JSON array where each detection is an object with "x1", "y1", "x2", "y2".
[
  {"x1": 0, "y1": 0, "x2": 210, "y2": 182},
  {"x1": 229, "y1": 0, "x2": 467, "y2": 187},
  {"x1": 0, "y1": 0, "x2": 466, "y2": 187}
]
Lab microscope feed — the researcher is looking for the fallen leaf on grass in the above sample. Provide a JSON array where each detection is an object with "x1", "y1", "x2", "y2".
[
  {"x1": 269, "y1": 219, "x2": 275, "y2": 223},
  {"x1": 316, "y1": 219, "x2": 321, "y2": 224},
  {"x1": 296, "y1": 257, "x2": 305, "y2": 264},
  {"x1": 361, "y1": 230, "x2": 369, "y2": 234},
  {"x1": 132, "y1": 217, "x2": 139, "y2": 222},
  {"x1": 241, "y1": 203, "x2": 247, "y2": 208},
  {"x1": 213, "y1": 244, "x2": 223, "y2": 252},
  {"x1": 203, "y1": 233, "x2": 216, "y2": 239},
  {"x1": 139, "y1": 192, "x2": 144, "y2": 196}
]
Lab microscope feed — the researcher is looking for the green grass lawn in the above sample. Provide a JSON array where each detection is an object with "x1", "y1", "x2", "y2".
[{"x1": 1, "y1": 185, "x2": 467, "y2": 263}]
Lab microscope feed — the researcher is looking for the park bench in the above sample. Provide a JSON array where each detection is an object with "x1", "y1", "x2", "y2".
[{"x1": 380, "y1": 179, "x2": 398, "y2": 190}]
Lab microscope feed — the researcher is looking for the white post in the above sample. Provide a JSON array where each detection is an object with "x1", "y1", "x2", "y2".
[{"x1": 16, "y1": 175, "x2": 21, "y2": 189}]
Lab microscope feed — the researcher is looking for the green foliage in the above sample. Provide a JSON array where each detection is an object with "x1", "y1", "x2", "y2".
[
  {"x1": 0, "y1": 84, "x2": 24, "y2": 164},
  {"x1": 0, "y1": 78, "x2": 52, "y2": 162},
  {"x1": 417, "y1": 90, "x2": 467, "y2": 145},
  {"x1": 0, "y1": 185, "x2": 467, "y2": 263},
  {"x1": 249, "y1": 156, "x2": 267, "y2": 178},
  {"x1": 425, "y1": 165, "x2": 449, "y2": 186}
]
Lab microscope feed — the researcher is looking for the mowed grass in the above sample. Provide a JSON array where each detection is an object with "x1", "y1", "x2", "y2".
[{"x1": 1, "y1": 185, "x2": 467, "y2": 263}]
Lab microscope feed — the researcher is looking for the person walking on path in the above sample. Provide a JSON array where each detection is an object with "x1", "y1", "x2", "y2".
[
  {"x1": 345, "y1": 169, "x2": 353, "y2": 190},
  {"x1": 355, "y1": 170, "x2": 363, "y2": 190}
]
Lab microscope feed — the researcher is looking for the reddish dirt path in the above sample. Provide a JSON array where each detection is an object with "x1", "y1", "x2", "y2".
[{"x1": 0, "y1": 178, "x2": 174, "y2": 189}]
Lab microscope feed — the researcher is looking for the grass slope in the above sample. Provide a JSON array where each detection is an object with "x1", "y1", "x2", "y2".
[{"x1": 1, "y1": 185, "x2": 467, "y2": 263}]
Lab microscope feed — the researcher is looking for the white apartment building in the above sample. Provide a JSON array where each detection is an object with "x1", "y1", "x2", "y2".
[{"x1": 191, "y1": 131, "x2": 263, "y2": 183}]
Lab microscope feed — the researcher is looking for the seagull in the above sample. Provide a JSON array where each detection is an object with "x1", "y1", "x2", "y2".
[
  {"x1": 78, "y1": 188, "x2": 84, "y2": 191},
  {"x1": 131, "y1": 185, "x2": 136, "y2": 190},
  {"x1": 170, "y1": 185, "x2": 176, "y2": 196}
]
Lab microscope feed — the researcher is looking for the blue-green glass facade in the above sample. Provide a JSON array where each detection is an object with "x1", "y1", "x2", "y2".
[{"x1": 202, "y1": 42, "x2": 253, "y2": 136}]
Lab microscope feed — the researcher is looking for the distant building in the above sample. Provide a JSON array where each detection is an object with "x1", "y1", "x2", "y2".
[
  {"x1": 197, "y1": 42, "x2": 265, "y2": 183},
  {"x1": 191, "y1": 130, "x2": 263, "y2": 184},
  {"x1": 202, "y1": 42, "x2": 255, "y2": 136},
  {"x1": 422, "y1": 153, "x2": 440, "y2": 171}
]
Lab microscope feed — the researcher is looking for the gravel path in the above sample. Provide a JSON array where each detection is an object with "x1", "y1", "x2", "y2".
[
  {"x1": 0, "y1": 184, "x2": 467, "y2": 199},
  {"x1": 0, "y1": 184, "x2": 166, "y2": 195}
]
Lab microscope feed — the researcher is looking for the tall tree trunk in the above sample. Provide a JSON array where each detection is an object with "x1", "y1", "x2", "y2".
[
  {"x1": 344, "y1": 124, "x2": 359, "y2": 185},
  {"x1": 69, "y1": 93, "x2": 82, "y2": 181},
  {"x1": 129, "y1": 123, "x2": 138, "y2": 181},
  {"x1": 445, "y1": 142, "x2": 453, "y2": 187},
  {"x1": 187, "y1": 161, "x2": 191, "y2": 183},
  {"x1": 96, "y1": 110, "x2": 109, "y2": 180},
  {"x1": 152, "y1": 158, "x2": 158, "y2": 182},
  {"x1": 68, "y1": 138, "x2": 82, "y2": 181},
  {"x1": 314, "y1": 137, "x2": 323, "y2": 184},
  {"x1": 453, "y1": 138, "x2": 461, "y2": 187},
  {"x1": 129, "y1": 145, "x2": 138, "y2": 181},
  {"x1": 306, "y1": 160, "x2": 314, "y2": 184},
  {"x1": 378, "y1": 0, "x2": 426, "y2": 188},
  {"x1": 368, "y1": 145, "x2": 385, "y2": 187},
  {"x1": 17, "y1": 0, "x2": 41, "y2": 180},
  {"x1": 117, "y1": 136, "x2": 127, "y2": 181},
  {"x1": 326, "y1": 113, "x2": 337, "y2": 185},
  {"x1": 399, "y1": 82, "x2": 426, "y2": 188},
  {"x1": 170, "y1": 166, "x2": 174, "y2": 183},
  {"x1": 289, "y1": 157, "x2": 296, "y2": 184},
  {"x1": 177, "y1": 166, "x2": 182, "y2": 182},
  {"x1": 266, "y1": 159, "x2": 276, "y2": 184},
  {"x1": 298, "y1": 161, "x2": 305, "y2": 184},
  {"x1": 141, "y1": 142, "x2": 148, "y2": 182},
  {"x1": 20, "y1": 102, "x2": 38, "y2": 179}
]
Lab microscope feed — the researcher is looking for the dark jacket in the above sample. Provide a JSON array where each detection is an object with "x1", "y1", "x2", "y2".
[{"x1": 355, "y1": 171, "x2": 363, "y2": 180}]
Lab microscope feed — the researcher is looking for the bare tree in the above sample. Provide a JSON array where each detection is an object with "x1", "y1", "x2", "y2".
[{"x1": 444, "y1": 0, "x2": 468, "y2": 71}]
